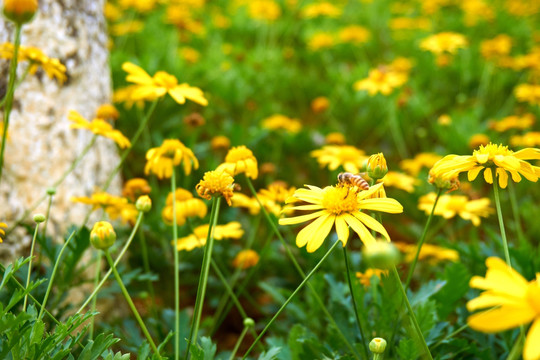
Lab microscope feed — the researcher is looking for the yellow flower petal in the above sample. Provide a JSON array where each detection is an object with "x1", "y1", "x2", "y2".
[
  {"x1": 352, "y1": 211, "x2": 390, "y2": 241},
  {"x1": 344, "y1": 213, "x2": 375, "y2": 245},
  {"x1": 497, "y1": 168, "x2": 508, "y2": 188},
  {"x1": 358, "y1": 198, "x2": 403, "y2": 213},
  {"x1": 467, "y1": 166, "x2": 483, "y2": 181},
  {"x1": 524, "y1": 318, "x2": 540, "y2": 360},
  {"x1": 335, "y1": 215, "x2": 350, "y2": 245},
  {"x1": 279, "y1": 210, "x2": 326, "y2": 225},
  {"x1": 306, "y1": 214, "x2": 335, "y2": 253},
  {"x1": 468, "y1": 305, "x2": 536, "y2": 332},
  {"x1": 483, "y1": 167, "x2": 493, "y2": 183}
]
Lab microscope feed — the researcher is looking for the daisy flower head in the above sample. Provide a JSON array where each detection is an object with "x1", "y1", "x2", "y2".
[
  {"x1": 232, "y1": 249, "x2": 260, "y2": 269},
  {"x1": 145, "y1": 139, "x2": 199, "y2": 179},
  {"x1": 420, "y1": 32, "x2": 468, "y2": 55},
  {"x1": 216, "y1": 145, "x2": 258, "y2": 179},
  {"x1": 467, "y1": 257, "x2": 540, "y2": 360},
  {"x1": 429, "y1": 143, "x2": 540, "y2": 188},
  {"x1": 69, "y1": 110, "x2": 130, "y2": 148},
  {"x1": 279, "y1": 182, "x2": 403, "y2": 253},
  {"x1": 353, "y1": 66, "x2": 408, "y2": 96},
  {"x1": 122, "y1": 62, "x2": 208, "y2": 106},
  {"x1": 310, "y1": 145, "x2": 367, "y2": 174},
  {"x1": 196, "y1": 170, "x2": 235, "y2": 206}
]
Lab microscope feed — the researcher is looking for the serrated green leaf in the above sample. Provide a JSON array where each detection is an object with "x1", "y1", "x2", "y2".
[
  {"x1": 397, "y1": 338, "x2": 419, "y2": 360},
  {"x1": 434, "y1": 263, "x2": 471, "y2": 319},
  {"x1": 258, "y1": 347, "x2": 281, "y2": 360}
]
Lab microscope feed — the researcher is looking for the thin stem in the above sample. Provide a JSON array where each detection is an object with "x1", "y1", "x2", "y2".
[
  {"x1": 387, "y1": 98, "x2": 409, "y2": 158},
  {"x1": 229, "y1": 325, "x2": 250, "y2": 360},
  {"x1": 7, "y1": 135, "x2": 97, "y2": 235},
  {"x1": 0, "y1": 24, "x2": 22, "y2": 184},
  {"x1": 507, "y1": 181, "x2": 526, "y2": 247},
  {"x1": 104, "y1": 250, "x2": 162, "y2": 359},
  {"x1": 185, "y1": 198, "x2": 221, "y2": 359},
  {"x1": 390, "y1": 266, "x2": 433, "y2": 360},
  {"x1": 343, "y1": 246, "x2": 369, "y2": 359},
  {"x1": 23, "y1": 221, "x2": 41, "y2": 311},
  {"x1": 171, "y1": 169, "x2": 180, "y2": 360},
  {"x1": 242, "y1": 240, "x2": 342, "y2": 359},
  {"x1": 492, "y1": 181, "x2": 512, "y2": 267},
  {"x1": 38, "y1": 231, "x2": 76, "y2": 320},
  {"x1": 404, "y1": 188, "x2": 442, "y2": 291},
  {"x1": 42, "y1": 193, "x2": 54, "y2": 237},
  {"x1": 139, "y1": 225, "x2": 157, "y2": 319},
  {"x1": 245, "y1": 177, "x2": 360, "y2": 359},
  {"x1": 88, "y1": 251, "x2": 102, "y2": 340},
  {"x1": 102, "y1": 100, "x2": 158, "y2": 191},
  {"x1": 77, "y1": 212, "x2": 144, "y2": 313}
]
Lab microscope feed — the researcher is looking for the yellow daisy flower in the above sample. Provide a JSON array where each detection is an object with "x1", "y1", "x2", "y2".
[
  {"x1": 400, "y1": 153, "x2": 442, "y2": 176},
  {"x1": 144, "y1": 139, "x2": 199, "y2": 179},
  {"x1": 261, "y1": 114, "x2": 302, "y2": 134},
  {"x1": 429, "y1": 143, "x2": 540, "y2": 188},
  {"x1": 279, "y1": 183, "x2": 403, "y2": 253},
  {"x1": 68, "y1": 110, "x2": 131, "y2": 148},
  {"x1": 394, "y1": 242, "x2": 459, "y2": 263},
  {"x1": 196, "y1": 170, "x2": 235, "y2": 206},
  {"x1": 467, "y1": 257, "x2": 540, "y2": 360},
  {"x1": 515, "y1": 84, "x2": 540, "y2": 106},
  {"x1": 420, "y1": 32, "x2": 468, "y2": 55},
  {"x1": 216, "y1": 145, "x2": 258, "y2": 179},
  {"x1": 353, "y1": 67, "x2": 408, "y2": 96},
  {"x1": 301, "y1": 2, "x2": 342, "y2": 18},
  {"x1": 122, "y1": 62, "x2": 208, "y2": 106},
  {"x1": 310, "y1": 145, "x2": 367, "y2": 173},
  {"x1": 489, "y1": 114, "x2": 535, "y2": 132},
  {"x1": 379, "y1": 171, "x2": 418, "y2": 193},
  {"x1": 511, "y1": 132, "x2": 540, "y2": 147},
  {"x1": 175, "y1": 221, "x2": 244, "y2": 251},
  {"x1": 122, "y1": 178, "x2": 151, "y2": 201},
  {"x1": 0, "y1": 43, "x2": 67, "y2": 83},
  {"x1": 232, "y1": 249, "x2": 260, "y2": 269},
  {"x1": 161, "y1": 188, "x2": 207, "y2": 226},
  {"x1": 355, "y1": 268, "x2": 388, "y2": 286},
  {"x1": 418, "y1": 192, "x2": 493, "y2": 226}
]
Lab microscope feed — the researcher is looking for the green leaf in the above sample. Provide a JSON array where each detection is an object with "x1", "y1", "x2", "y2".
[
  {"x1": 397, "y1": 339, "x2": 419, "y2": 360},
  {"x1": 258, "y1": 347, "x2": 281, "y2": 360},
  {"x1": 434, "y1": 263, "x2": 471, "y2": 319},
  {"x1": 190, "y1": 337, "x2": 216, "y2": 360}
]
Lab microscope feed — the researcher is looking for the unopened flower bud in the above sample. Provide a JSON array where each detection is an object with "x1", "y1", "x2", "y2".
[
  {"x1": 136, "y1": 195, "x2": 152, "y2": 212},
  {"x1": 33, "y1": 214, "x2": 46, "y2": 223},
  {"x1": 3, "y1": 0, "x2": 38, "y2": 25},
  {"x1": 46, "y1": 187, "x2": 57, "y2": 196},
  {"x1": 90, "y1": 221, "x2": 116, "y2": 250},
  {"x1": 363, "y1": 241, "x2": 400, "y2": 270},
  {"x1": 243, "y1": 317, "x2": 255, "y2": 328},
  {"x1": 367, "y1": 153, "x2": 388, "y2": 181},
  {"x1": 369, "y1": 337, "x2": 387, "y2": 354},
  {"x1": 428, "y1": 171, "x2": 460, "y2": 193}
]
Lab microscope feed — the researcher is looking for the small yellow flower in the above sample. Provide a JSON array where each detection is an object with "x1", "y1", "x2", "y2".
[
  {"x1": 389, "y1": 17, "x2": 431, "y2": 31},
  {"x1": 400, "y1": 153, "x2": 442, "y2": 176},
  {"x1": 481, "y1": 35, "x2": 512, "y2": 61},
  {"x1": 367, "y1": 153, "x2": 388, "y2": 180},
  {"x1": 119, "y1": 0, "x2": 158, "y2": 12},
  {"x1": 175, "y1": 221, "x2": 244, "y2": 251},
  {"x1": 196, "y1": 170, "x2": 235, "y2": 206},
  {"x1": 232, "y1": 193, "x2": 263, "y2": 215},
  {"x1": 161, "y1": 188, "x2": 207, "y2": 226},
  {"x1": 515, "y1": 84, "x2": 540, "y2": 106},
  {"x1": 122, "y1": 62, "x2": 208, "y2": 106},
  {"x1": 216, "y1": 145, "x2": 258, "y2": 179},
  {"x1": 113, "y1": 85, "x2": 145, "y2": 109},
  {"x1": 301, "y1": 2, "x2": 341, "y2": 18},
  {"x1": 355, "y1": 268, "x2": 388, "y2": 286},
  {"x1": 324, "y1": 132, "x2": 346, "y2": 145},
  {"x1": 110, "y1": 21, "x2": 144, "y2": 36},
  {"x1": 429, "y1": 143, "x2": 540, "y2": 188},
  {"x1": 261, "y1": 114, "x2": 302, "y2": 134},
  {"x1": 379, "y1": 171, "x2": 417, "y2": 193},
  {"x1": 279, "y1": 183, "x2": 403, "y2": 252},
  {"x1": 122, "y1": 178, "x2": 151, "y2": 201},
  {"x1": 307, "y1": 32, "x2": 335, "y2": 51},
  {"x1": 511, "y1": 132, "x2": 540, "y2": 147},
  {"x1": 211, "y1": 135, "x2": 231, "y2": 151},
  {"x1": 90, "y1": 221, "x2": 116, "y2": 250},
  {"x1": 467, "y1": 257, "x2": 540, "y2": 360},
  {"x1": 418, "y1": 192, "x2": 493, "y2": 226},
  {"x1": 311, "y1": 145, "x2": 367, "y2": 173},
  {"x1": 232, "y1": 249, "x2": 260, "y2": 269},
  {"x1": 135, "y1": 195, "x2": 152, "y2": 212},
  {"x1": 258, "y1": 181, "x2": 297, "y2": 216},
  {"x1": 68, "y1": 110, "x2": 130, "y2": 148},
  {"x1": 489, "y1": 114, "x2": 535, "y2": 132},
  {"x1": 468, "y1": 134, "x2": 490, "y2": 149},
  {"x1": 179, "y1": 47, "x2": 200, "y2": 64},
  {"x1": 0, "y1": 222, "x2": 7, "y2": 243},
  {"x1": 96, "y1": 104, "x2": 120, "y2": 121},
  {"x1": 145, "y1": 139, "x2": 199, "y2": 179},
  {"x1": 394, "y1": 242, "x2": 459, "y2": 263},
  {"x1": 338, "y1": 25, "x2": 370, "y2": 44},
  {"x1": 248, "y1": 0, "x2": 281, "y2": 22},
  {"x1": 311, "y1": 96, "x2": 330, "y2": 114},
  {"x1": 3, "y1": 0, "x2": 37, "y2": 24},
  {"x1": 353, "y1": 67, "x2": 408, "y2": 96},
  {"x1": 437, "y1": 114, "x2": 452, "y2": 125},
  {"x1": 0, "y1": 43, "x2": 66, "y2": 83},
  {"x1": 420, "y1": 32, "x2": 468, "y2": 55},
  {"x1": 460, "y1": 0, "x2": 494, "y2": 26}
]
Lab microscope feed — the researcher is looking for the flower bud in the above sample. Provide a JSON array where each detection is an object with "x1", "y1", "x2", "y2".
[
  {"x1": 428, "y1": 171, "x2": 460, "y2": 193},
  {"x1": 3, "y1": 0, "x2": 38, "y2": 25},
  {"x1": 33, "y1": 213, "x2": 46, "y2": 223},
  {"x1": 135, "y1": 195, "x2": 152, "y2": 212},
  {"x1": 362, "y1": 241, "x2": 400, "y2": 270},
  {"x1": 243, "y1": 317, "x2": 255, "y2": 328},
  {"x1": 369, "y1": 337, "x2": 387, "y2": 354},
  {"x1": 46, "y1": 187, "x2": 57, "y2": 196},
  {"x1": 90, "y1": 221, "x2": 116, "y2": 250},
  {"x1": 367, "y1": 153, "x2": 388, "y2": 181}
]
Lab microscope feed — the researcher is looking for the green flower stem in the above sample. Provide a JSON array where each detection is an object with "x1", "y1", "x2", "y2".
[
  {"x1": 102, "y1": 100, "x2": 159, "y2": 191},
  {"x1": 77, "y1": 212, "x2": 144, "y2": 313},
  {"x1": 387, "y1": 98, "x2": 409, "y2": 159},
  {"x1": 431, "y1": 323, "x2": 469, "y2": 350},
  {"x1": 210, "y1": 259, "x2": 261, "y2": 346},
  {"x1": 38, "y1": 231, "x2": 76, "y2": 320},
  {"x1": 492, "y1": 181, "x2": 512, "y2": 267},
  {"x1": 22, "y1": 221, "x2": 41, "y2": 311},
  {"x1": 171, "y1": 169, "x2": 181, "y2": 360},
  {"x1": 373, "y1": 354, "x2": 383, "y2": 360},
  {"x1": 185, "y1": 197, "x2": 221, "y2": 359},
  {"x1": 245, "y1": 177, "x2": 360, "y2": 360},
  {"x1": 405, "y1": 188, "x2": 442, "y2": 291},
  {"x1": 42, "y1": 193, "x2": 54, "y2": 238},
  {"x1": 229, "y1": 324, "x2": 250, "y2": 360},
  {"x1": 476, "y1": 62, "x2": 494, "y2": 117},
  {"x1": 104, "y1": 250, "x2": 161, "y2": 359},
  {"x1": 343, "y1": 246, "x2": 370, "y2": 359},
  {"x1": 390, "y1": 266, "x2": 433, "y2": 360},
  {"x1": 88, "y1": 251, "x2": 102, "y2": 340},
  {"x1": 242, "y1": 240, "x2": 342, "y2": 359},
  {"x1": 7, "y1": 135, "x2": 97, "y2": 235},
  {"x1": 0, "y1": 24, "x2": 22, "y2": 184},
  {"x1": 139, "y1": 225, "x2": 157, "y2": 320},
  {"x1": 507, "y1": 181, "x2": 526, "y2": 246}
]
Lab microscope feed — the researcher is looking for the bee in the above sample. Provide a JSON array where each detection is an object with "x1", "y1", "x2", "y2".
[{"x1": 337, "y1": 172, "x2": 370, "y2": 191}]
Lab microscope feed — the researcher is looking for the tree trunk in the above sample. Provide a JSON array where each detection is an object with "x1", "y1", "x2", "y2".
[{"x1": 0, "y1": 0, "x2": 121, "y2": 261}]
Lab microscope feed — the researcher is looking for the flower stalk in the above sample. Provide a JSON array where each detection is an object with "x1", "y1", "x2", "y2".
[
  {"x1": 492, "y1": 180, "x2": 511, "y2": 266},
  {"x1": 171, "y1": 169, "x2": 181, "y2": 360},
  {"x1": 23, "y1": 218, "x2": 42, "y2": 311}
]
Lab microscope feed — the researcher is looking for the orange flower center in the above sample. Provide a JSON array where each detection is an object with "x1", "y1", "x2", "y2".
[{"x1": 322, "y1": 186, "x2": 358, "y2": 215}]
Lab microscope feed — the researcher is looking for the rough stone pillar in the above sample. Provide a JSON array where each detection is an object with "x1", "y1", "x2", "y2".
[{"x1": 0, "y1": 0, "x2": 121, "y2": 260}]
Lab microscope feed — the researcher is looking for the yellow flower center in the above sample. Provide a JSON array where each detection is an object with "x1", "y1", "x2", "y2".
[
  {"x1": 527, "y1": 281, "x2": 540, "y2": 315},
  {"x1": 321, "y1": 186, "x2": 358, "y2": 215},
  {"x1": 153, "y1": 71, "x2": 178, "y2": 89},
  {"x1": 225, "y1": 146, "x2": 254, "y2": 162},
  {"x1": 473, "y1": 143, "x2": 513, "y2": 165}
]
